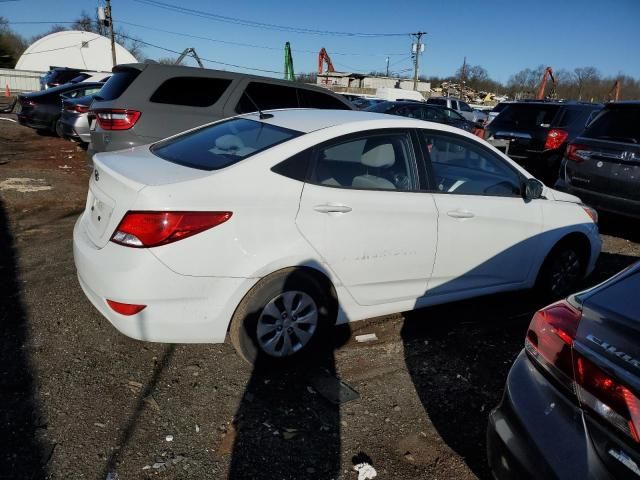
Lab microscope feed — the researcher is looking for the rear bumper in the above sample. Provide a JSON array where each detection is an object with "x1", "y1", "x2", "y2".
[
  {"x1": 566, "y1": 185, "x2": 640, "y2": 219},
  {"x1": 16, "y1": 112, "x2": 51, "y2": 130},
  {"x1": 73, "y1": 215, "x2": 257, "y2": 343},
  {"x1": 487, "y1": 351, "x2": 613, "y2": 479},
  {"x1": 59, "y1": 118, "x2": 91, "y2": 143}
]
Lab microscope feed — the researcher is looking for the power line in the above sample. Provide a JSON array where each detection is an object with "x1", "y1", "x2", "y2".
[
  {"x1": 132, "y1": 0, "x2": 414, "y2": 37},
  {"x1": 119, "y1": 34, "x2": 285, "y2": 75}
]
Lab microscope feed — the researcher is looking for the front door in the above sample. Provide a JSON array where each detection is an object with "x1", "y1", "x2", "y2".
[
  {"x1": 418, "y1": 130, "x2": 543, "y2": 296},
  {"x1": 296, "y1": 130, "x2": 438, "y2": 306}
]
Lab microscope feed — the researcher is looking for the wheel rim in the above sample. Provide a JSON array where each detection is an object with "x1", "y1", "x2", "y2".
[
  {"x1": 550, "y1": 249, "x2": 582, "y2": 296},
  {"x1": 256, "y1": 291, "x2": 318, "y2": 358}
]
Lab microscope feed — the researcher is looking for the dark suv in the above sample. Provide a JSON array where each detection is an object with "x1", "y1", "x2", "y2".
[
  {"x1": 560, "y1": 102, "x2": 640, "y2": 218},
  {"x1": 485, "y1": 101, "x2": 602, "y2": 185},
  {"x1": 88, "y1": 63, "x2": 353, "y2": 154}
]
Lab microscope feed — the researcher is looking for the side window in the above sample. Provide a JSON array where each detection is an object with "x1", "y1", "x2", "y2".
[
  {"x1": 236, "y1": 82, "x2": 299, "y2": 113},
  {"x1": 84, "y1": 87, "x2": 101, "y2": 96},
  {"x1": 429, "y1": 98, "x2": 446, "y2": 107},
  {"x1": 150, "y1": 77, "x2": 232, "y2": 107},
  {"x1": 423, "y1": 108, "x2": 445, "y2": 122},
  {"x1": 449, "y1": 100, "x2": 459, "y2": 110},
  {"x1": 421, "y1": 131, "x2": 522, "y2": 197},
  {"x1": 311, "y1": 132, "x2": 418, "y2": 191},
  {"x1": 298, "y1": 89, "x2": 350, "y2": 110},
  {"x1": 271, "y1": 150, "x2": 311, "y2": 182},
  {"x1": 459, "y1": 102, "x2": 473, "y2": 112}
]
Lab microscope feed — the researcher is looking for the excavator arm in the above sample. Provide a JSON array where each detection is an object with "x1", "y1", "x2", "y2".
[
  {"x1": 318, "y1": 48, "x2": 335, "y2": 74},
  {"x1": 535, "y1": 67, "x2": 556, "y2": 100}
]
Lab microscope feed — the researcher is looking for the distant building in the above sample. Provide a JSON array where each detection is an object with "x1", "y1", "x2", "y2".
[{"x1": 317, "y1": 71, "x2": 430, "y2": 93}]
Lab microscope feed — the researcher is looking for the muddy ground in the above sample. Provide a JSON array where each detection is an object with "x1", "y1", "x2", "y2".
[{"x1": 1, "y1": 117, "x2": 639, "y2": 480}]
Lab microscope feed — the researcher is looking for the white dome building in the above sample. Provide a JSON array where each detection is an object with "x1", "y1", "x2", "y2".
[{"x1": 15, "y1": 30, "x2": 138, "y2": 72}]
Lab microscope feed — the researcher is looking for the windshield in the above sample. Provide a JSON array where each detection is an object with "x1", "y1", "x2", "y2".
[
  {"x1": 582, "y1": 106, "x2": 640, "y2": 144},
  {"x1": 152, "y1": 118, "x2": 302, "y2": 171}
]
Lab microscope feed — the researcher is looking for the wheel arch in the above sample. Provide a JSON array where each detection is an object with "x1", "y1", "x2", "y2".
[{"x1": 535, "y1": 230, "x2": 592, "y2": 283}]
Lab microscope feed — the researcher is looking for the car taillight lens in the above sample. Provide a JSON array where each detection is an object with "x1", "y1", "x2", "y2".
[
  {"x1": 111, "y1": 211, "x2": 232, "y2": 248},
  {"x1": 544, "y1": 129, "x2": 569, "y2": 150},
  {"x1": 66, "y1": 103, "x2": 89, "y2": 113},
  {"x1": 566, "y1": 143, "x2": 592, "y2": 163},
  {"x1": 526, "y1": 299, "x2": 640, "y2": 443},
  {"x1": 21, "y1": 99, "x2": 37, "y2": 107},
  {"x1": 94, "y1": 109, "x2": 141, "y2": 130},
  {"x1": 525, "y1": 300, "x2": 582, "y2": 387},
  {"x1": 106, "y1": 300, "x2": 146, "y2": 316}
]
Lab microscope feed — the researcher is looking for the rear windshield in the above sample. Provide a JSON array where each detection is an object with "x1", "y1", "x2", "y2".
[
  {"x1": 583, "y1": 270, "x2": 640, "y2": 321},
  {"x1": 427, "y1": 98, "x2": 447, "y2": 106},
  {"x1": 151, "y1": 118, "x2": 301, "y2": 171},
  {"x1": 582, "y1": 106, "x2": 640, "y2": 144},
  {"x1": 96, "y1": 69, "x2": 140, "y2": 101},
  {"x1": 556, "y1": 107, "x2": 600, "y2": 129},
  {"x1": 491, "y1": 104, "x2": 561, "y2": 130}
]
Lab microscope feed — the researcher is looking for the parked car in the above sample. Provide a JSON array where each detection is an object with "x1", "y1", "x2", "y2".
[
  {"x1": 40, "y1": 67, "x2": 90, "y2": 89},
  {"x1": 87, "y1": 63, "x2": 353, "y2": 155},
  {"x1": 74, "y1": 109, "x2": 600, "y2": 364},
  {"x1": 558, "y1": 101, "x2": 640, "y2": 218},
  {"x1": 426, "y1": 96, "x2": 488, "y2": 124},
  {"x1": 58, "y1": 93, "x2": 98, "y2": 145},
  {"x1": 485, "y1": 101, "x2": 512, "y2": 126},
  {"x1": 484, "y1": 101, "x2": 602, "y2": 185},
  {"x1": 17, "y1": 82, "x2": 104, "y2": 135},
  {"x1": 351, "y1": 97, "x2": 385, "y2": 110},
  {"x1": 488, "y1": 261, "x2": 640, "y2": 479},
  {"x1": 364, "y1": 100, "x2": 478, "y2": 132}
]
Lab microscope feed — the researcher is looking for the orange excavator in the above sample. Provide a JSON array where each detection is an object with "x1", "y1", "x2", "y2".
[
  {"x1": 535, "y1": 67, "x2": 556, "y2": 100},
  {"x1": 318, "y1": 48, "x2": 335, "y2": 74},
  {"x1": 608, "y1": 80, "x2": 621, "y2": 102}
]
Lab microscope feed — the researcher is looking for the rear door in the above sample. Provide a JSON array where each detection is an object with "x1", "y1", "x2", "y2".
[
  {"x1": 296, "y1": 129, "x2": 438, "y2": 306},
  {"x1": 418, "y1": 130, "x2": 543, "y2": 295},
  {"x1": 566, "y1": 105, "x2": 640, "y2": 201}
]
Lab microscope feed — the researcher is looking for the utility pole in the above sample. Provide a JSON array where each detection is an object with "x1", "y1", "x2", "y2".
[
  {"x1": 104, "y1": 0, "x2": 117, "y2": 67},
  {"x1": 385, "y1": 56, "x2": 389, "y2": 77},
  {"x1": 412, "y1": 32, "x2": 426, "y2": 91}
]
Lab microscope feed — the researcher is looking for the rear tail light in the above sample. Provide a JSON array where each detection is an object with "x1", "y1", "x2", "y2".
[
  {"x1": 566, "y1": 143, "x2": 592, "y2": 163},
  {"x1": 93, "y1": 109, "x2": 141, "y2": 130},
  {"x1": 65, "y1": 103, "x2": 89, "y2": 114},
  {"x1": 544, "y1": 129, "x2": 569, "y2": 150},
  {"x1": 106, "y1": 300, "x2": 146, "y2": 316},
  {"x1": 21, "y1": 99, "x2": 37, "y2": 107},
  {"x1": 111, "y1": 211, "x2": 232, "y2": 248},
  {"x1": 526, "y1": 299, "x2": 640, "y2": 443}
]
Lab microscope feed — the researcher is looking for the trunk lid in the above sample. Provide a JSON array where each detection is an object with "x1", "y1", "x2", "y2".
[
  {"x1": 573, "y1": 266, "x2": 640, "y2": 475},
  {"x1": 83, "y1": 146, "x2": 209, "y2": 248}
]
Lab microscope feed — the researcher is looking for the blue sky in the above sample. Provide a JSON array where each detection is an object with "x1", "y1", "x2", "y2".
[{"x1": 3, "y1": 0, "x2": 640, "y2": 82}]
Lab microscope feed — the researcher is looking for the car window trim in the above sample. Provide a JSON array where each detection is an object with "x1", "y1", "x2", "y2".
[
  {"x1": 416, "y1": 129, "x2": 527, "y2": 198},
  {"x1": 305, "y1": 128, "x2": 426, "y2": 193}
]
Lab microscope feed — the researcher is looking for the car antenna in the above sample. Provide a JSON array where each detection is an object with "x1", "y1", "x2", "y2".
[{"x1": 243, "y1": 91, "x2": 273, "y2": 120}]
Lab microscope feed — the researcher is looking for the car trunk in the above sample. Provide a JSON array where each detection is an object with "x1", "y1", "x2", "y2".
[
  {"x1": 83, "y1": 147, "x2": 209, "y2": 249},
  {"x1": 573, "y1": 270, "x2": 640, "y2": 478},
  {"x1": 486, "y1": 104, "x2": 561, "y2": 159},
  {"x1": 566, "y1": 139, "x2": 640, "y2": 201}
]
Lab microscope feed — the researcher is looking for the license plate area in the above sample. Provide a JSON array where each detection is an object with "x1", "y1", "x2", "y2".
[{"x1": 87, "y1": 185, "x2": 115, "y2": 239}]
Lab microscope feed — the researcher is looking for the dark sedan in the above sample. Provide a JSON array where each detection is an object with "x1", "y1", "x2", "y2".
[
  {"x1": 365, "y1": 100, "x2": 478, "y2": 132},
  {"x1": 17, "y1": 82, "x2": 103, "y2": 135},
  {"x1": 488, "y1": 262, "x2": 640, "y2": 479}
]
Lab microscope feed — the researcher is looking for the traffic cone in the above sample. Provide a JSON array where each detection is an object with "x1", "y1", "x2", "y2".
[{"x1": 4, "y1": 84, "x2": 10, "y2": 97}]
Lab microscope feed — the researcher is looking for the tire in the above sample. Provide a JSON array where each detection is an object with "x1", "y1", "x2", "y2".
[
  {"x1": 229, "y1": 268, "x2": 336, "y2": 365},
  {"x1": 54, "y1": 120, "x2": 64, "y2": 138},
  {"x1": 536, "y1": 242, "x2": 586, "y2": 300}
]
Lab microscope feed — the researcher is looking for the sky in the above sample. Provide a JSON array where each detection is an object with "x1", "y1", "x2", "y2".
[{"x1": 3, "y1": 0, "x2": 640, "y2": 82}]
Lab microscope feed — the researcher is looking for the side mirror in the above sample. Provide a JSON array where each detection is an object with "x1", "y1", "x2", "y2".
[{"x1": 523, "y1": 178, "x2": 544, "y2": 200}]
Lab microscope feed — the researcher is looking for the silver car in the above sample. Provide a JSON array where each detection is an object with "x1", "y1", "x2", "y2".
[
  {"x1": 58, "y1": 93, "x2": 97, "y2": 145},
  {"x1": 426, "y1": 96, "x2": 489, "y2": 124}
]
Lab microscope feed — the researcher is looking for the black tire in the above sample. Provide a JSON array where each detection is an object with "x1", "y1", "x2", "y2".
[
  {"x1": 54, "y1": 118, "x2": 63, "y2": 138},
  {"x1": 536, "y1": 242, "x2": 586, "y2": 300},
  {"x1": 229, "y1": 268, "x2": 336, "y2": 365}
]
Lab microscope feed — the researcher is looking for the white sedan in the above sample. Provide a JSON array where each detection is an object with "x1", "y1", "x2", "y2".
[{"x1": 73, "y1": 109, "x2": 601, "y2": 363}]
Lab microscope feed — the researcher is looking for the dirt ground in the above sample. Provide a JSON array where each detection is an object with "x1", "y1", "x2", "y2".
[{"x1": 1, "y1": 117, "x2": 639, "y2": 480}]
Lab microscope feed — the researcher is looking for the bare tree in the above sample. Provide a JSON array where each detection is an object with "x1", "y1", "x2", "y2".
[
  {"x1": 573, "y1": 66, "x2": 599, "y2": 100},
  {"x1": 0, "y1": 16, "x2": 27, "y2": 67}
]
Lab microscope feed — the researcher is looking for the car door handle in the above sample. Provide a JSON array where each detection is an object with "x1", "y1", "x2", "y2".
[
  {"x1": 447, "y1": 209, "x2": 475, "y2": 219},
  {"x1": 313, "y1": 204, "x2": 352, "y2": 214}
]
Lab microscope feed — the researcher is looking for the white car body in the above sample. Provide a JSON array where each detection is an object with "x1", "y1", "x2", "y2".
[{"x1": 73, "y1": 109, "x2": 601, "y2": 345}]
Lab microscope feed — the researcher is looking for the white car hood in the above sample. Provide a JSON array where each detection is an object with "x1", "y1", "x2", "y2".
[{"x1": 544, "y1": 187, "x2": 582, "y2": 204}]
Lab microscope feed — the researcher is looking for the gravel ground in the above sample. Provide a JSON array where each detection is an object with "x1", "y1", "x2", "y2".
[{"x1": 1, "y1": 117, "x2": 639, "y2": 480}]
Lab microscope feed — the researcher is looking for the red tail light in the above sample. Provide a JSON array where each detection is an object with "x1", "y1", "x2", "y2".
[
  {"x1": 566, "y1": 143, "x2": 592, "y2": 163},
  {"x1": 544, "y1": 129, "x2": 569, "y2": 150},
  {"x1": 526, "y1": 299, "x2": 640, "y2": 443},
  {"x1": 66, "y1": 103, "x2": 89, "y2": 114},
  {"x1": 106, "y1": 299, "x2": 146, "y2": 316},
  {"x1": 111, "y1": 211, "x2": 232, "y2": 248},
  {"x1": 94, "y1": 109, "x2": 141, "y2": 131}
]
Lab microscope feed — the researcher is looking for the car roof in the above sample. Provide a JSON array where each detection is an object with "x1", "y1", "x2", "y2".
[{"x1": 237, "y1": 108, "x2": 413, "y2": 133}]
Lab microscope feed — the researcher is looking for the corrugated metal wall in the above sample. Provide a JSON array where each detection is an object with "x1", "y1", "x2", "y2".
[{"x1": 0, "y1": 68, "x2": 44, "y2": 94}]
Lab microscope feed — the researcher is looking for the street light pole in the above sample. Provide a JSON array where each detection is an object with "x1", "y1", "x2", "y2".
[{"x1": 412, "y1": 31, "x2": 426, "y2": 91}]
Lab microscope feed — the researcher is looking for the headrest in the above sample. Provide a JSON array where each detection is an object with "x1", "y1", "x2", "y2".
[
  {"x1": 215, "y1": 135, "x2": 244, "y2": 152},
  {"x1": 361, "y1": 142, "x2": 395, "y2": 168}
]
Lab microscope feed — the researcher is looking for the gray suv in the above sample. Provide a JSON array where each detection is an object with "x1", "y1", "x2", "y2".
[
  {"x1": 88, "y1": 63, "x2": 353, "y2": 154},
  {"x1": 426, "y1": 96, "x2": 488, "y2": 124}
]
